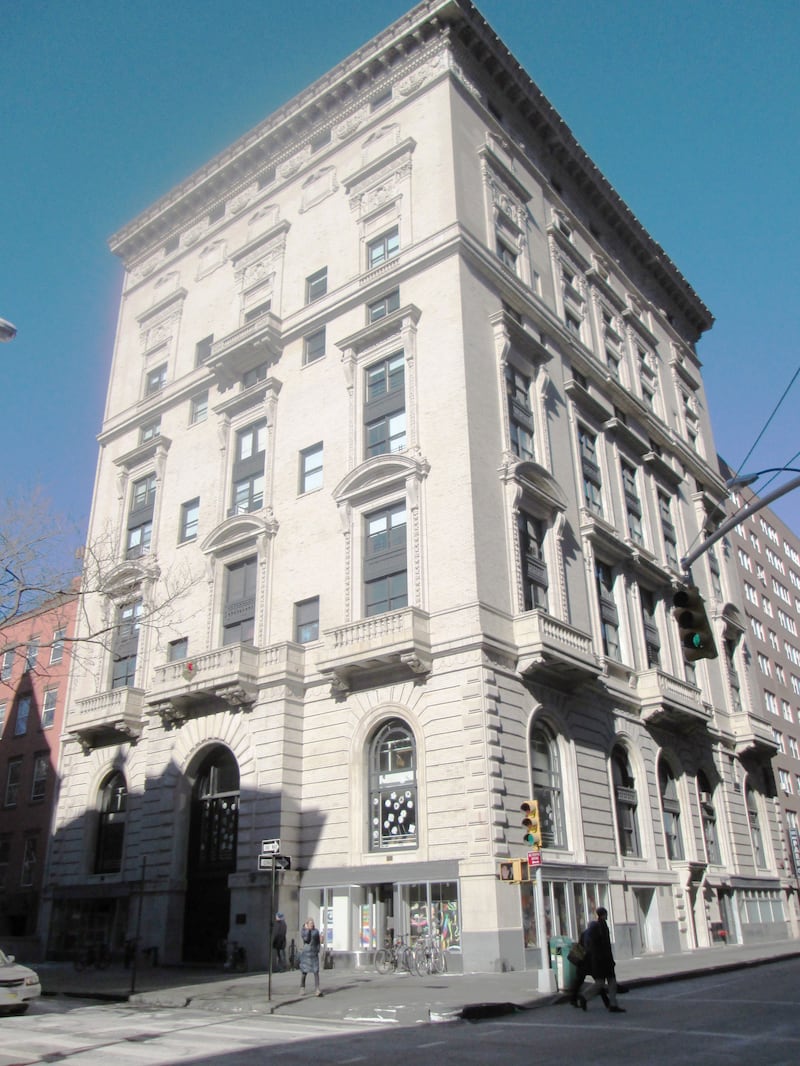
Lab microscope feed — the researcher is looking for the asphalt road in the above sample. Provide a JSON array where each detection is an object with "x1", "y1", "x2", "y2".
[{"x1": 4, "y1": 958, "x2": 800, "y2": 1065}]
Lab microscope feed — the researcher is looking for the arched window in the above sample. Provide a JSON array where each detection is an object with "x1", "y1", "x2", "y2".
[
  {"x1": 192, "y1": 747, "x2": 240, "y2": 871},
  {"x1": 530, "y1": 723, "x2": 566, "y2": 848},
  {"x1": 658, "y1": 760, "x2": 684, "y2": 861},
  {"x1": 611, "y1": 746, "x2": 641, "y2": 857},
  {"x1": 745, "y1": 783, "x2": 766, "y2": 869},
  {"x1": 697, "y1": 771, "x2": 721, "y2": 865},
  {"x1": 94, "y1": 771, "x2": 127, "y2": 874},
  {"x1": 368, "y1": 719, "x2": 417, "y2": 851}
]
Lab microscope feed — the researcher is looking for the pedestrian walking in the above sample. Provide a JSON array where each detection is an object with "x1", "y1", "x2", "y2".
[
  {"x1": 575, "y1": 906, "x2": 625, "y2": 1012},
  {"x1": 299, "y1": 918, "x2": 323, "y2": 996},
  {"x1": 272, "y1": 912, "x2": 287, "y2": 972}
]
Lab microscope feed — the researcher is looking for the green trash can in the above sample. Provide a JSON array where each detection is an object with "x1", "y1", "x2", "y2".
[{"x1": 549, "y1": 936, "x2": 578, "y2": 992}]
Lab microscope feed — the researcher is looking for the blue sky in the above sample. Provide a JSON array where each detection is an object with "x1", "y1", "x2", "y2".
[{"x1": 2, "y1": 0, "x2": 799, "y2": 547}]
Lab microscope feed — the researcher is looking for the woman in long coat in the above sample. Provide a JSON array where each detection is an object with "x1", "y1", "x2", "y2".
[{"x1": 299, "y1": 918, "x2": 322, "y2": 996}]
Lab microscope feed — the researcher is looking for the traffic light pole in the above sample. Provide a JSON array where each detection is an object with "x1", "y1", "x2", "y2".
[{"x1": 681, "y1": 472, "x2": 800, "y2": 575}]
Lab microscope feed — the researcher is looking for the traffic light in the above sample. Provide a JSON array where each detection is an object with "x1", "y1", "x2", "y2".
[
  {"x1": 521, "y1": 799, "x2": 542, "y2": 849},
  {"x1": 498, "y1": 859, "x2": 530, "y2": 883},
  {"x1": 673, "y1": 584, "x2": 718, "y2": 663}
]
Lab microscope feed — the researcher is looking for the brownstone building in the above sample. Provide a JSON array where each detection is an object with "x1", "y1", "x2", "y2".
[{"x1": 1, "y1": 586, "x2": 79, "y2": 958}]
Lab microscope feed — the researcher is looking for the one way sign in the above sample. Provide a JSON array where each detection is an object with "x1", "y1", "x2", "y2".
[{"x1": 258, "y1": 854, "x2": 291, "y2": 872}]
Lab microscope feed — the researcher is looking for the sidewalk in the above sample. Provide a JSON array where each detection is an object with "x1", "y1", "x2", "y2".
[{"x1": 36, "y1": 940, "x2": 800, "y2": 1027}]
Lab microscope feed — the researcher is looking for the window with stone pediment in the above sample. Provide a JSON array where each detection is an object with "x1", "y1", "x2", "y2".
[
  {"x1": 579, "y1": 425, "x2": 603, "y2": 516},
  {"x1": 506, "y1": 365, "x2": 535, "y2": 462},
  {"x1": 364, "y1": 501, "x2": 408, "y2": 617},
  {"x1": 111, "y1": 600, "x2": 142, "y2": 690},
  {"x1": 230, "y1": 420, "x2": 266, "y2": 516},
  {"x1": 223, "y1": 556, "x2": 257, "y2": 646},
  {"x1": 595, "y1": 560, "x2": 621, "y2": 660},
  {"x1": 518, "y1": 512, "x2": 548, "y2": 611}
]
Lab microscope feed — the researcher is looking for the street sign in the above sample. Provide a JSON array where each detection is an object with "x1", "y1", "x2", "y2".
[
  {"x1": 261, "y1": 838, "x2": 281, "y2": 855},
  {"x1": 258, "y1": 854, "x2": 291, "y2": 872},
  {"x1": 527, "y1": 850, "x2": 543, "y2": 867}
]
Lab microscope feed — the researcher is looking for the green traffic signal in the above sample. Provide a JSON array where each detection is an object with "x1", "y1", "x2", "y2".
[{"x1": 673, "y1": 585, "x2": 718, "y2": 663}]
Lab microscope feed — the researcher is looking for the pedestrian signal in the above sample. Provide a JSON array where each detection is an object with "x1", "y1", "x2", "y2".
[{"x1": 498, "y1": 858, "x2": 530, "y2": 883}]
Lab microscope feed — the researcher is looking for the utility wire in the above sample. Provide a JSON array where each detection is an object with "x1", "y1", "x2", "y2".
[{"x1": 734, "y1": 363, "x2": 800, "y2": 479}]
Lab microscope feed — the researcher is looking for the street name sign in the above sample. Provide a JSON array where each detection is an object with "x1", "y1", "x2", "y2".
[{"x1": 258, "y1": 854, "x2": 291, "y2": 872}]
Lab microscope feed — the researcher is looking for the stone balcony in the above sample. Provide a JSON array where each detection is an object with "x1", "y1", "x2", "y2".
[
  {"x1": 515, "y1": 610, "x2": 600, "y2": 687},
  {"x1": 67, "y1": 688, "x2": 146, "y2": 752},
  {"x1": 146, "y1": 644, "x2": 262, "y2": 727},
  {"x1": 206, "y1": 312, "x2": 282, "y2": 388},
  {"x1": 635, "y1": 668, "x2": 711, "y2": 728},
  {"x1": 317, "y1": 607, "x2": 432, "y2": 694},
  {"x1": 728, "y1": 710, "x2": 778, "y2": 757}
]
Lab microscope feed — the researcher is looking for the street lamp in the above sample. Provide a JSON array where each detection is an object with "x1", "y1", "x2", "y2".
[
  {"x1": 0, "y1": 317, "x2": 17, "y2": 342},
  {"x1": 726, "y1": 468, "x2": 800, "y2": 489}
]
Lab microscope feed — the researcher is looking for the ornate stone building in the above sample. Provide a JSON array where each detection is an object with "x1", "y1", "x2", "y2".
[{"x1": 42, "y1": 0, "x2": 790, "y2": 970}]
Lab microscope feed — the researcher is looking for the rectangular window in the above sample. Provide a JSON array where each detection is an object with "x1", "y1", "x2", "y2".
[
  {"x1": 303, "y1": 327, "x2": 326, "y2": 365},
  {"x1": 190, "y1": 391, "x2": 209, "y2": 424},
  {"x1": 42, "y1": 688, "x2": 58, "y2": 729},
  {"x1": 180, "y1": 498, "x2": 200, "y2": 543},
  {"x1": 365, "y1": 353, "x2": 406, "y2": 458},
  {"x1": 506, "y1": 366, "x2": 535, "y2": 461},
  {"x1": 223, "y1": 556, "x2": 257, "y2": 645},
  {"x1": 367, "y1": 227, "x2": 400, "y2": 270},
  {"x1": 231, "y1": 421, "x2": 267, "y2": 515},
  {"x1": 518, "y1": 513, "x2": 548, "y2": 611},
  {"x1": 145, "y1": 363, "x2": 167, "y2": 396},
  {"x1": 126, "y1": 519, "x2": 152, "y2": 559},
  {"x1": 140, "y1": 418, "x2": 161, "y2": 444},
  {"x1": 596, "y1": 561, "x2": 620, "y2": 659},
  {"x1": 4, "y1": 759, "x2": 22, "y2": 807},
  {"x1": 496, "y1": 237, "x2": 518, "y2": 271},
  {"x1": 111, "y1": 600, "x2": 142, "y2": 689},
  {"x1": 295, "y1": 597, "x2": 320, "y2": 644},
  {"x1": 622, "y1": 463, "x2": 644, "y2": 544},
  {"x1": 579, "y1": 427, "x2": 603, "y2": 516},
  {"x1": 31, "y1": 755, "x2": 48, "y2": 802},
  {"x1": 1, "y1": 650, "x2": 13, "y2": 681},
  {"x1": 168, "y1": 637, "x2": 189, "y2": 662},
  {"x1": 364, "y1": 502, "x2": 408, "y2": 617},
  {"x1": 0, "y1": 836, "x2": 9, "y2": 890},
  {"x1": 306, "y1": 267, "x2": 328, "y2": 303},
  {"x1": 21, "y1": 837, "x2": 37, "y2": 888},
  {"x1": 300, "y1": 443, "x2": 323, "y2": 493},
  {"x1": 640, "y1": 588, "x2": 661, "y2": 667},
  {"x1": 131, "y1": 473, "x2": 156, "y2": 511},
  {"x1": 368, "y1": 288, "x2": 400, "y2": 323},
  {"x1": 242, "y1": 362, "x2": 267, "y2": 390},
  {"x1": 244, "y1": 298, "x2": 272, "y2": 323},
  {"x1": 658, "y1": 491, "x2": 678, "y2": 568},
  {"x1": 195, "y1": 335, "x2": 214, "y2": 366},
  {"x1": 0, "y1": 702, "x2": 6, "y2": 736},
  {"x1": 15, "y1": 696, "x2": 31, "y2": 736}
]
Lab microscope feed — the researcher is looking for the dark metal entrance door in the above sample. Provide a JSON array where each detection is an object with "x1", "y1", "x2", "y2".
[{"x1": 183, "y1": 747, "x2": 239, "y2": 963}]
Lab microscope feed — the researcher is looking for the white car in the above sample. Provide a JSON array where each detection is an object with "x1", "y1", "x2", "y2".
[{"x1": 0, "y1": 949, "x2": 41, "y2": 1014}]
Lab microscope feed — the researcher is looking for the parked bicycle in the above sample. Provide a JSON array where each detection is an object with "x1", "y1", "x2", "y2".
[
  {"x1": 374, "y1": 934, "x2": 418, "y2": 975},
  {"x1": 223, "y1": 939, "x2": 247, "y2": 972},
  {"x1": 413, "y1": 934, "x2": 446, "y2": 975},
  {"x1": 74, "y1": 943, "x2": 112, "y2": 971}
]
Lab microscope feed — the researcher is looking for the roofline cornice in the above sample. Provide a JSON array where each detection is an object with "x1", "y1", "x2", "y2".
[{"x1": 108, "y1": 0, "x2": 711, "y2": 336}]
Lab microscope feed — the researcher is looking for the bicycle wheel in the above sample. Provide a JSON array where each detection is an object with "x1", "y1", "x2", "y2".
[
  {"x1": 413, "y1": 943, "x2": 429, "y2": 975},
  {"x1": 402, "y1": 946, "x2": 420, "y2": 975},
  {"x1": 374, "y1": 949, "x2": 393, "y2": 975},
  {"x1": 431, "y1": 946, "x2": 446, "y2": 974}
]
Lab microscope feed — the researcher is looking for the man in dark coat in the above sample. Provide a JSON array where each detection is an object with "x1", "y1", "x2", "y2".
[
  {"x1": 299, "y1": 918, "x2": 322, "y2": 996},
  {"x1": 579, "y1": 907, "x2": 625, "y2": 1012}
]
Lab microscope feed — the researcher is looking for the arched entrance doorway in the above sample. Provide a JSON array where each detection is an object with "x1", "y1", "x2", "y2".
[{"x1": 183, "y1": 745, "x2": 239, "y2": 963}]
